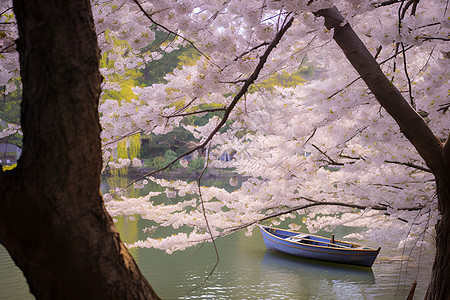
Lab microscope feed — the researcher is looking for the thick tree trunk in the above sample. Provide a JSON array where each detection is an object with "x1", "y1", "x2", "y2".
[
  {"x1": 425, "y1": 176, "x2": 450, "y2": 300},
  {"x1": 317, "y1": 6, "x2": 450, "y2": 300},
  {"x1": 0, "y1": 1, "x2": 159, "y2": 299}
]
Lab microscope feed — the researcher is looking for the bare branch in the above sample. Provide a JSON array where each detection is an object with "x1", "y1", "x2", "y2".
[
  {"x1": 339, "y1": 153, "x2": 364, "y2": 161},
  {"x1": 417, "y1": 22, "x2": 441, "y2": 29},
  {"x1": 214, "y1": 198, "x2": 425, "y2": 238},
  {"x1": 163, "y1": 107, "x2": 226, "y2": 119},
  {"x1": 392, "y1": 42, "x2": 400, "y2": 75},
  {"x1": 401, "y1": 0, "x2": 415, "y2": 19},
  {"x1": 0, "y1": 6, "x2": 13, "y2": 16},
  {"x1": 438, "y1": 102, "x2": 450, "y2": 113},
  {"x1": 327, "y1": 45, "x2": 413, "y2": 100},
  {"x1": 375, "y1": 0, "x2": 402, "y2": 7},
  {"x1": 418, "y1": 36, "x2": 450, "y2": 42},
  {"x1": 401, "y1": 42, "x2": 415, "y2": 109},
  {"x1": 407, "y1": 281, "x2": 418, "y2": 300},
  {"x1": 337, "y1": 125, "x2": 369, "y2": 148},
  {"x1": 0, "y1": 43, "x2": 15, "y2": 54},
  {"x1": 444, "y1": 132, "x2": 450, "y2": 165},
  {"x1": 302, "y1": 127, "x2": 317, "y2": 147},
  {"x1": 385, "y1": 160, "x2": 432, "y2": 173},
  {"x1": 169, "y1": 97, "x2": 199, "y2": 117},
  {"x1": 410, "y1": 0, "x2": 420, "y2": 16},
  {"x1": 190, "y1": 143, "x2": 219, "y2": 292},
  {"x1": 101, "y1": 130, "x2": 144, "y2": 149},
  {"x1": 131, "y1": 0, "x2": 214, "y2": 65},
  {"x1": 312, "y1": 144, "x2": 344, "y2": 166},
  {"x1": 234, "y1": 42, "x2": 270, "y2": 61},
  {"x1": 374, "y1": 45, "x2": 383, "y2": 60},
  {"x1": 413, "y1": 44, "x2": 436, "y2": 82},
  {"x1": 327, "y1": 77, "x2": 360, "y2": 100},
  {"x1": 332, "y1": 152, "x2": 433, "y2": 173}
]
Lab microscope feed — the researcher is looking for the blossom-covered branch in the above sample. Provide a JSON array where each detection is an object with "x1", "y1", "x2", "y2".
[{"x1": 116, "y1": 15, "x2": 295, "y2": 192}]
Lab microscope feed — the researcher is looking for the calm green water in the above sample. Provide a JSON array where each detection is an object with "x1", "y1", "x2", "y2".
[
  {"x1": 0, "y1": 173, "x2": 434, "y2": 299},
  {"x1": 129, "y1": 222, "x2": 433, "y2": 299},
  {"x1": 0, "y1": 220, "x2": 433, "y2": 299}
]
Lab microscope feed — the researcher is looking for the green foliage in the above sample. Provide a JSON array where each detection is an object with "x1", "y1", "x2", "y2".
[
  {"x1": 145, "y1": 150, "x2": 182, "y2": 171},
  {"x1": 164, "y1": 149, "x2": 180, "y2": 169},
  {"x1": 100, "y1": 31, "x2": 144, "y2": 102},
  {"x1": 180, "y1": 104, "x2": 224, "y2": 127},
  {"x1": 2, "y1": 164, "x2": 17, "y2": 171},
  {"x1": 139, "y1": 47, "x2": 183, "y2": 86},
  {"x1": 136, "y1": 29, "x2": 201, "y2": 87},
  {"x1": 0, "y1": 132, "x2": 22, "y2": 148},
  {"x1": 0, "y1": 80, "x2": 23, "y2": 147},
  {"x1": 187, "y1": 157, "x2": 205, "y2": 173},
  {"x1": 0, "y1": 79, "x2": 21, "y2": 124},
  {"x1": 164, "y1": 149, "x2": 177, "y2": 158},
  {"x1": 101, "y1": 69, "x2": 142, "y2": 101},
  {"x1": 139, "y1": 45, "x2": 199, "y2": 86},
  {"x1": 0, "y1": 97, "x2": 20, "y2": 125},
  {"x1": 252, "y1": 64, "x2": 314, "y2": 91},
  {"x1": 151, "y1": 156, "x2": 165, "y2": 169},
  {"x1": 140, "y1": 127, "x2": 196, "y2": 159},
  {"x1": 177, "y1": 46, "x2": 201, "y2": 67},
  {"x1": 100, "y1": 29, "x2": 244, "y2": 172},
  {"x1": 99, "y1": 29, "x2": 224, "y2": 172}
]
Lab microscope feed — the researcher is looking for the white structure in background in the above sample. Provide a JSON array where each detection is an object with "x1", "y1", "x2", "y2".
[{"x1": 0, "y1": 143, "x2": 22, "y2": 165}]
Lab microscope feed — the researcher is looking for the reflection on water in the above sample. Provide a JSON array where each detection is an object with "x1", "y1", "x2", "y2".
[
  {"x1": 0, "y1": 171, "x2": 434, "y2": 299},
  {"x1": 0, "y1": 224, "x2": 434, "y2": 300},
  {"x1": 0, "y1": 246, "x2": 33, "y2": 300},
  {"x1": 124, "y1": 217, "x2": 432, "y2": 300},
  {"x1": 262, "y1": 250, "x2": 376, "y2": 283}
]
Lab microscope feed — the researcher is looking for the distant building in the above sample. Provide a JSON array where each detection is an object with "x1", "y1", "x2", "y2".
[
  {"x1": 219, "y1": 150, "x2": 237, "y2": 162},
  {"x1": 0, "y1": 143, "x2": 22, "y2": 165}
]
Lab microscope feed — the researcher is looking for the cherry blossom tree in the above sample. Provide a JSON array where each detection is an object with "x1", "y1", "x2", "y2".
[
  {"x1": 1, "y1": 0, "x2": 449, "y2": 299},
  {"x1": 98, "y1": 1, "x2": 448, "y2": 298}
]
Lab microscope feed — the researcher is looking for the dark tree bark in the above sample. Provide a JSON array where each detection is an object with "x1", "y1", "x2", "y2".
[
  {"x1": 317, "y1": 7, "x2": 450, "y2": 300},
  {"x1": 0, "y1": 0, "x2": 159, "y2": 299}
]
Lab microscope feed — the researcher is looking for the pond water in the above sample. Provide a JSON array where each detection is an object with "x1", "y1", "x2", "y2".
[
  {"x1": 0, "y1": 218, "x2": 434, "y2": 300},
  {"x1": 117, "y1": 217, "x2": 434, "y2": 300},
  {"x1": 0, "y1": 172, "x2": 434, "y2": 299}
]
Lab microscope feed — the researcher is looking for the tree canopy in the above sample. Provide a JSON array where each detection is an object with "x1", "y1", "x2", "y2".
[{"x1": 89, "y1": 0, "x2": 448, "y2": 254}]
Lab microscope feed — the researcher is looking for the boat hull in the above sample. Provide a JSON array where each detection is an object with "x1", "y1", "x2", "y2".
[{"x1": 259, "y1": 225, "x2": 380, "y2": 267}]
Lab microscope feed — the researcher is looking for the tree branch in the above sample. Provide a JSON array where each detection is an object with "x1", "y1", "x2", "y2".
[
  {"x1": 0, "y1": 6, "x2": 13, "y2": 16},
  {"x1": 116, "y1": 16, "x2": 295, "y2": 192},
  {"x1": 163, "y1": 107, "x2": 226, "y2": 119},
  {"x1": 234, "y1": 42, "x2": 270, "y2": 61},
  {"x1": 0, "y1": 43, "x2": 15, "y2": 54},
  {"x1": 169, "y1": 97, "x2": 198, "y2": 116},
  {"x1": 131, "y1": 0, "x2": 213, "y2": 65},
  {"x1": 444, "y1": 132, "x2": 450, "y2": 166},
  {"x1": 312, "y1": 144, "x2": 344, "y2": 166},
  {"x1": 327, "y1": 44, "x2": 413, "y2": 100},
  {"x1": 302, "y1": 127, "x2": 317, "y2": 147},
  {"x1": 385, "y1": 160, "x2": 432, "y2": 173},
  {"x1": 375, "y1": 0, "x2": 403, "y2": 7},
  {"x1": 101, "y1": 129, "x2": 144, "y2": 149},
  {"x1": 184, "y1": 143, "x2": 221, "y2": 293},
  {"x1": 418, "y1": 36, "x2": 450, "y2": 42},
  {"x1": 316, "y1": 6, "x2": 445, "y2": 175},
  {"x1": 401, "y1": 42, "x2": 415, "y2": 109},
  {"x1": 207, "y1": 198, "x2": 425, "y2": 239}
]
